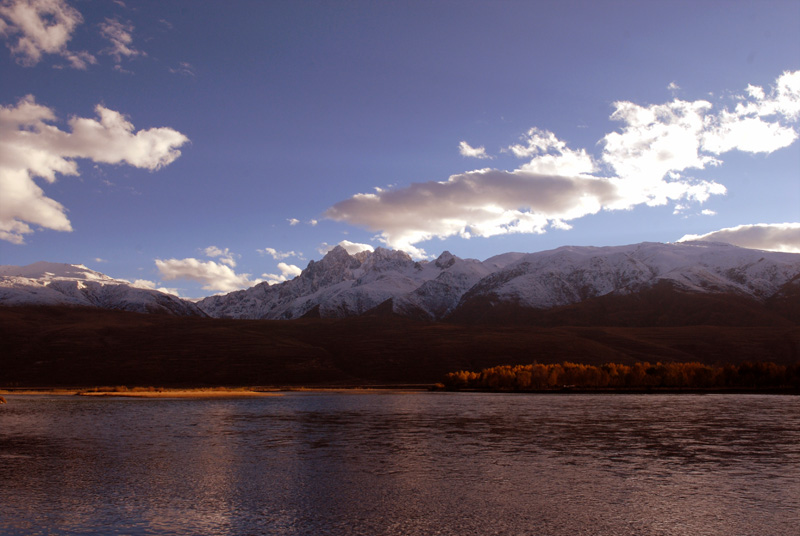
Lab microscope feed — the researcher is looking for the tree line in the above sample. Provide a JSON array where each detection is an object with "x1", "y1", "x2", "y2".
[{"x1": 442, "y1": 361, "x2": 800, "y2": 391}]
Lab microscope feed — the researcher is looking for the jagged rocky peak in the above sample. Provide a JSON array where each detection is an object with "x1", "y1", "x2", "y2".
[
  {"x1": 435, "y1": 251, "x2": 457, "y2": 269},
  {"x1": 359, "y1": 247, "x2": 416, "y2": 272},
  {"x1": 302, "y1": 246, "x2": 360, "y2": 283},
  {"x1": 317, "y1": 245, "x2": 359, "y2": 266}
]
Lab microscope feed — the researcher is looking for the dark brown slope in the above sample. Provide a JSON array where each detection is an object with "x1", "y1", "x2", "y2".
[{"x1": 1, "y1": 306, "x2": 798, "y2": 387}]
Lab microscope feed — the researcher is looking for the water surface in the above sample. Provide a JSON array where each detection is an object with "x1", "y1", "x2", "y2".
[{"x1": 1, "y1": 393, "x2": 798, "y2": 535}]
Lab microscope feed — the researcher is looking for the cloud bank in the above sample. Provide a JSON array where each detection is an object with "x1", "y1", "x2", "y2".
[
  {"x1": 678, "y1": 223, "x2": 800, "y2": 253},
  {"x1": 0, "y1": 0, "x2": 95, "y2": 68},
  {"x1": 326, "y1": 71, "x2": 800, "y2": 257},
  {"x1": 0, "y1": 95, "x2": 189, "y2": 244}
]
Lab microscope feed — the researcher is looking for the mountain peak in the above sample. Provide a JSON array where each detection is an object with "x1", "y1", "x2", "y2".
[{"x1": 435, "y1": 251, "x2": 456, "y2": 269}]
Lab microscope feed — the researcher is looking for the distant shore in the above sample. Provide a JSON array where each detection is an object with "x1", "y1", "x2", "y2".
[
  {"x1": 0, "y1": 388, "x2": 281, "y2": 398},
  {"x1": 0, "y1": 384, "x2": 435, "y2": 398}
]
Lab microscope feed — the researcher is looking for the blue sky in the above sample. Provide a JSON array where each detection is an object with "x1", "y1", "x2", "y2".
[{"x1": 1, "y1": 0, "x2": 799, "y2": 298}]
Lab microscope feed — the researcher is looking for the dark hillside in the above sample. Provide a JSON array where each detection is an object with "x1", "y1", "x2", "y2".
[{"x1": 1, "y1": 306, "x2": 798, "y2": 387}]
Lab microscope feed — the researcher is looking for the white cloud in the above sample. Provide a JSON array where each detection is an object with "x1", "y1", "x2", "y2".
[
  {"x1": 0, "y1": 95, "x2": 189, "y2": 244},
  {"x1": 259, "y1": 247, "x2": 302, "y2": 260},
  {"x1": 326, "y1": 72, "x2": 799, "y2": 257},
  {"x1": 702, "y1": 71, "x2": 800, "y2": 154},
  {"x1": 326, "y1": 168, "x2": 617, "y2": 257},
  {"x1": 678, "y1": 223, "x2": 800, "y2": 253},
  {"x1": 155, "y1": 258, "x2": 258, "y2": 292},
  {"x1": 317, "y1": 240, "x2": 375, "y2": 256},
  {"x1": 169, "y1": 61, "x2": 195, "y2": 77},
  {"x1": 203, "y1": 245, "x2": 237, "y2": 267},
  {"x1": 510, "y1": 128, "x2": 596, "y2": 177},
  {"x1": 99, "y1": 17, "x2": 143, "y2": 63},
  {"x1": 261, "y1": 262, "x2": 302, "y2": 286},
  {"x1": 0, "y1": 0, "x2": 95, "y2": 68},
  {"x1": 458, "y1": 141, "x2": 492, "y2": 159},
  {"x1": 132, "y1": 279, "x2": 180, "y2": 296},
  {"x1": 287, "y1": 218, "x2": 300, "y2": 226}
]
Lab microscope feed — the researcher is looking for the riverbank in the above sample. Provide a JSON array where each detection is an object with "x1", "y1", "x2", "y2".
[{"x1": 0, "y1": 387, "x2": 281, "y2": 398}]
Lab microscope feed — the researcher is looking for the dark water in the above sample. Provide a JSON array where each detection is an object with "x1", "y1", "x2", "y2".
[{"x1": 0, "y1": 393, "x2": 798, "y2": 536}]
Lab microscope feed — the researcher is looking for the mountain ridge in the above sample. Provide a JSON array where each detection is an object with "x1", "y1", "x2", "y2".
[
  {"x1": 2, "y1": 241, "x2": 799, "y2": 324},
  {"x1": 197, "y1": 241, "x2": 800, "y2": 322},
  {"x1": 0, "y1": 262, "x2": 205, "y2": 316}
]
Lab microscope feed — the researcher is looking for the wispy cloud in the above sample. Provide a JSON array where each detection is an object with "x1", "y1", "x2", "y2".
[
  {"x1": 169, "y1": 61, "x2": 195, "y2": 77},
  {"x1": 99, "y1": 17, "x2": 144, "y2": 63},
  {"x1": 678, "y1": 223, "x2": 800, "y2": 253},
  {"x1": 259, "y1": 247, "x2": 303, "y2": 260},
  {"x1": 0, "y1": 95, "x2": 189, "y2": 244},
  {"x1": 0, "y1": 0, "x2": 95, "y2": 68},
  {"x1": 326, "y1": 71, "x2": 800, "y2": 257},
  {"x1": 458, "y1": 141, "x2": 492, "y2": 159}
]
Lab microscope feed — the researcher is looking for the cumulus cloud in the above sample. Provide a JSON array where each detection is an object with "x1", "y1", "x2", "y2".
[
  {"x1": 678, "y1": 223, "x2": 800, "y2": 253},
  {"x1": 458, "y1": 141, "x2": 492, "y2": 159},
  {"x1": 99, "y1": 17, "x2": 143, "y2": 63},
  {"x1": 0, "y1": 95, "x2": 189, "y2": 244},
  {"x1": 326, "y1": 71, "x2": 800, "y2": 257},
  {"x1": 155, "y1": 258, "x2": 258, "y2": 292},
  {"x1": 317, "y1": 240, "x2": 375, "y2": 256},
  {"x1": 259, "y1": 247, "x2": 302, "y2": 260},
  {"x1": 0, "y1": 0, "x2": 95, "y2": 68},
  {"x1": 261, "y1": 262, "x2": 302, "y2": 286},
  {"x1": 203, "y1": 246, "x2": 237, "y2": 267}
]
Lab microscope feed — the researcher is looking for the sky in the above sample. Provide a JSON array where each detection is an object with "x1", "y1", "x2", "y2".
[{"x1": 1, "y1": 0, "x2": 799, "y2": 298}]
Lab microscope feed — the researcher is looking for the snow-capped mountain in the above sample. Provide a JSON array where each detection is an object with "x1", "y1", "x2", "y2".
[
  {"x1": 0, "y1": 262, "x2": 205, "y2": 316},
  {"x1": 6, "y1": 242, "x2": 799, "y2": 321},
  {"x1": 456, "y1": 241, "x2": 800, "y2": 311},
  {"x1": 197, "y1": 241, "x2": 800, "y2": 321},
  {"x1": 197, "y1": 246, "x2": 508, "y2": 320}
]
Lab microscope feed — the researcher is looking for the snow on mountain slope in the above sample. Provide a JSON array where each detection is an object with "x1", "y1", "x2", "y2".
[
  {"x1": 13, "y1": 242, "x2": 795, "y2": 321},
  {"x1": 198, "y1": 246, "x2": 494, "y2": 319},
  {"x1": 456, "y1": 241, "x2": 800, "y2": 311},
  {"x1": 199, "y1": 241, "x2": 800, "y2": 321},
  {"x1": 0, "y1": 262, "x2": 205, "y2": 316}
]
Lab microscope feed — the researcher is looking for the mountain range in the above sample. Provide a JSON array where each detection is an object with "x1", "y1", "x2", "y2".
[
  {"x1": 3, "y1": 241, "x2": 799, "y2": 387},
  {"x1": 196, "y1": 241, "x2": 800, "y2": 322},
  {"x1": 2, "y1": 241, "x2": 799, "y2": 324}
]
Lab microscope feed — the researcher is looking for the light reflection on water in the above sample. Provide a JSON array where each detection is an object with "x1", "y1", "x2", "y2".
[{"x1": 1, "y1": 393, "x2": 798, "y2": 535}]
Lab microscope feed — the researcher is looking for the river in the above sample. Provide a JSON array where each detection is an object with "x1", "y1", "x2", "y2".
[{"x1": 1, "y1": 392, "x2": 798, "y2": 535}]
